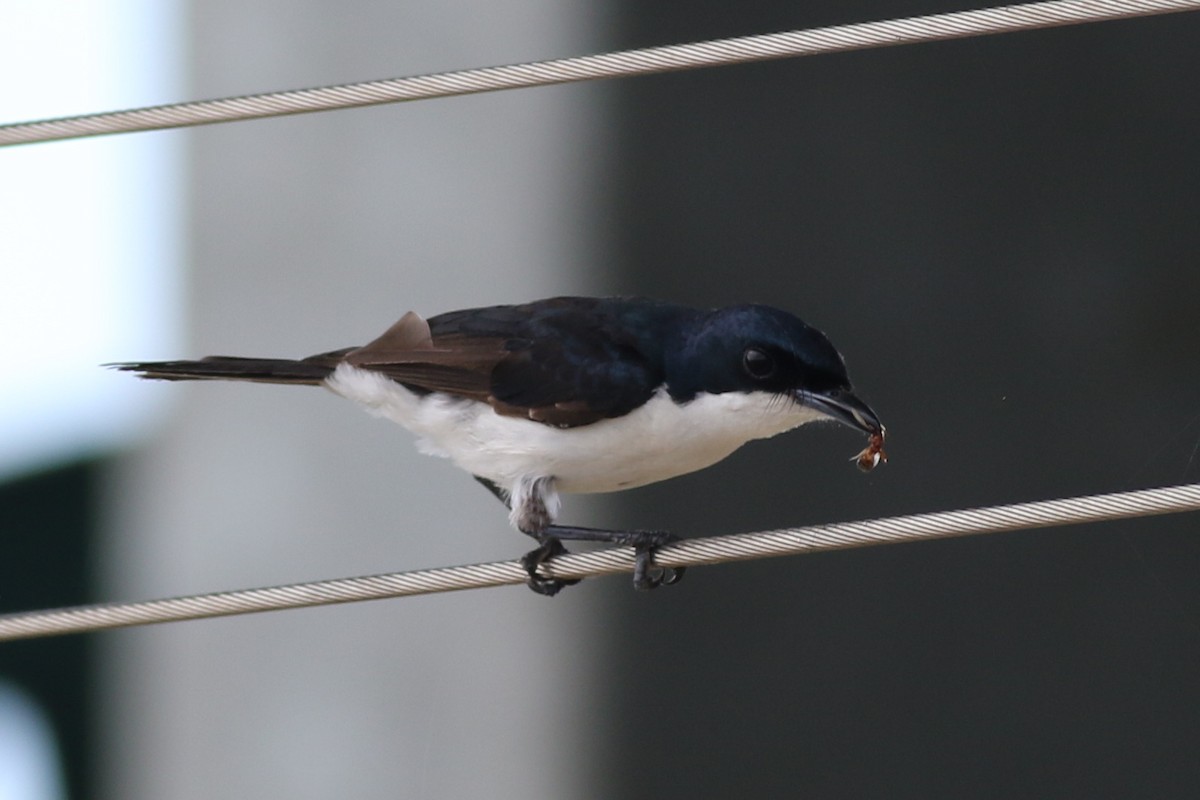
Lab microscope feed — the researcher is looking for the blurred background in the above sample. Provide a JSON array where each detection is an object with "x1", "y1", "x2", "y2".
[{"x1": 2, "y1": 1, "x2": 1199, "y2": 797}]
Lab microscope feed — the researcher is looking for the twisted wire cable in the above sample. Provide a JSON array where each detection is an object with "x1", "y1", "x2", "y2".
[
  {"x1": 1, "y1": 482, "x2": 1197, "y2": 641},
  {"x1": 2, "y1": 0, "x2": 1197, "y2": 146}
]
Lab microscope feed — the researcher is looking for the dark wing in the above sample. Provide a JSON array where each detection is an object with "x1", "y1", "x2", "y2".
[
  {"x1": 345, "y1": 298, "x2": 666, "y2": 428},
  {"x1": 341, "y1": 310, "x2": 504, "y2": 401}
]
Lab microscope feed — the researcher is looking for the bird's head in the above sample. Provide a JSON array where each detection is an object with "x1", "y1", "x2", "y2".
[{"x1": 667, "y1": 304, "x2": 883, "y2": 439}]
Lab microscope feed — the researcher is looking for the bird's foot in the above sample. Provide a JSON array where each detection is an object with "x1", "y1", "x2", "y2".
[
  {"x1": 628, "y1": 532, "x2": 686, "y2": 591},
  {"x1": 520, "y1": 527, "x2": 686, "y2": 595},
  {"x1": 520, "y1": 538, "x2": 582, "y2": 597},
  {"x1": 542, "y1": 526, "x2": 685, "y2": 592}
]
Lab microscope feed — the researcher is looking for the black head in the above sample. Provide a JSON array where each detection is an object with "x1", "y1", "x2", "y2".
[{"x1": 665, "y1": 305, "x2": 882, "y2": 434}]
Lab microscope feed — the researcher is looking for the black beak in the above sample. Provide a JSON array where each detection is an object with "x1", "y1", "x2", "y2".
[{"x1": 796, "y1": 387, "x2": 883, "y2": 435}]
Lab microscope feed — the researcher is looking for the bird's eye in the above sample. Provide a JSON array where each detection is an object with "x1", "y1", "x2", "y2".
[{"x1": 742, "y1": 347, "x2": 776, "y2": 380}]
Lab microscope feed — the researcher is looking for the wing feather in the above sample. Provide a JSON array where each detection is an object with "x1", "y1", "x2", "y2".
[{"x1": 332, "y1": 298, "x2": 673, "y2": 428}]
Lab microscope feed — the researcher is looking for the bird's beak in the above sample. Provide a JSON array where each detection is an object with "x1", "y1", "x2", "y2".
[{"x1": 796, "y1": 387, "x2": 883, "y2": 435}]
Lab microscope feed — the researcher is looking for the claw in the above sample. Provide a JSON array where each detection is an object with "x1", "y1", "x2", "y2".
[
  {"x1": 660, "y1": 566, "x2": 687, "y2": 586},
  {"x1": 632, "y1": 537, "x2": 686, "y2": 591},
  {"x1": 520, "y1": 539, "x2": 581, "y2": 596}
]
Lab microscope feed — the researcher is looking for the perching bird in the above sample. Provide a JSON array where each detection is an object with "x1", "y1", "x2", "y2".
[{"x1": 114, "y1": 296, "x2": 884, "y2": 595}]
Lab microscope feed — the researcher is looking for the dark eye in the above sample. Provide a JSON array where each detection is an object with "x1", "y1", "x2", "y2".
[{"x1": 742, "y1": 347, "x2": 776, "y2": 379}]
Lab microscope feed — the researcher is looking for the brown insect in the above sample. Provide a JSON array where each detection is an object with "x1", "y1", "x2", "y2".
[{"x1": 853, "y1": 429, "x2": 887, "y2": 473}]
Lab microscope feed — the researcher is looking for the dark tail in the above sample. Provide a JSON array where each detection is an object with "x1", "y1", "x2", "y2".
[{"x1": 108, "y1": 355, "x2": 337, "y2": 385}]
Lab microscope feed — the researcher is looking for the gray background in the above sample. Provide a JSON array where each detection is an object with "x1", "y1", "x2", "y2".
[{"x1": 103, "y1": 2, "x2": 615, "y2": 797}]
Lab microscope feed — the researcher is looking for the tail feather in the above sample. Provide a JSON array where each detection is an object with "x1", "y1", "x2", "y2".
[{"x1": 108, "y1": 356, "x2": 336, "y2": 385}]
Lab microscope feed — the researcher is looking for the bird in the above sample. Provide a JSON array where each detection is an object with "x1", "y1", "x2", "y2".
[{"x1": 113, "y1": 296, "x2": 885, "y2": 595}]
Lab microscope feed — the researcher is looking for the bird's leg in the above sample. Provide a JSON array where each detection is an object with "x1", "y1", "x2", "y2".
[
  {"x1": 474, "y1": 475, "x2": 580, "y2": 595},
  {"x1": 473, "y1": 475, "x2": 684, "y2": 593},
  {"x1": 542, "y1": 525, "x2": 686, "y2": 591},
  {"x1": 473, "y1": 475, "x2": 511, "y2": 508}
]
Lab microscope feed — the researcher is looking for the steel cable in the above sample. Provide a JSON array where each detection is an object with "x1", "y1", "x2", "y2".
[
  {"x1": 1, "y1": 482, "x2": 1197, "y2": 641},
  {"x1": 1, "y1": 0, "x2": 1198, "y2": 146}
]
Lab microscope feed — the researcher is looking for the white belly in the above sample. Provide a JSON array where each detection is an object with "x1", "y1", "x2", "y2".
[{"x1": 325, "y1": 363, "x2": 826, "y2": 494}]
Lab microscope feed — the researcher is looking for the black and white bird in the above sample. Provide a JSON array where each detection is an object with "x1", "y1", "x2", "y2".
[{"x1": 114, "y1": 296, "x2": 884, "y2": 595}]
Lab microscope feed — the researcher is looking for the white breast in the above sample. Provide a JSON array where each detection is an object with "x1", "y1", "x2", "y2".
[{"x1": 324, "y1": 363, "x2": 826, "y2": 495}]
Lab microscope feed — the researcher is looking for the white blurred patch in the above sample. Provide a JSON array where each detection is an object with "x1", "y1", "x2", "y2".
[
  {"x1": 0, "y1": 1, "x2": 182, "y2": 478},
  {"x1": 0, "y1": 682, "x2": 66, "y2": 800}
]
